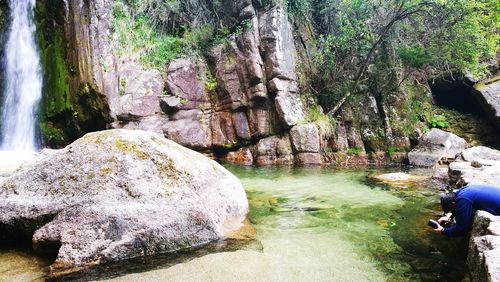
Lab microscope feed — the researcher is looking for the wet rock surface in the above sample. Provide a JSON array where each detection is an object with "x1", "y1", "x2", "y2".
[
  {"x1": 0, "y1": 130, "x2": 248, "y2": 279},
  {"x1": 224, "y1": 148, "x2": 254, "y2": 166}
]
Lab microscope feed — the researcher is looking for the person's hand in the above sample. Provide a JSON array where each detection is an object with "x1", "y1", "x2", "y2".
[
  {"x1": 432, "y1": 224, "x2": 444, "y2": 234},
  {"x1": 438, "y1": 212, "x2": 452, "y2": 224},
  {"x1": 437, "y1": 216, "x2": 450, "y2": 224}
]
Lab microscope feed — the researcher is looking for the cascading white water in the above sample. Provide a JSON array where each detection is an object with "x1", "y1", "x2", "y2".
[{"x1": 0, "y1": 0, "x2": 42, "y2": 152}]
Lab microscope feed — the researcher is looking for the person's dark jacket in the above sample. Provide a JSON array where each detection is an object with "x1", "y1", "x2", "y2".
[{"x1": 444, "y1": 184, "x2": 500, "y2": 237}]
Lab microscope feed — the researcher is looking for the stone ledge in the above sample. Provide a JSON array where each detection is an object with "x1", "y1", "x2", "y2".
[{"x1": 469, "y1": 211, "x2": 500, "y2": 282}]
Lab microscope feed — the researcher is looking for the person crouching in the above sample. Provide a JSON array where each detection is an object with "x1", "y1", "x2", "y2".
[{"x1": 432, "y1": 184, "x2": 500, "y2": 237}]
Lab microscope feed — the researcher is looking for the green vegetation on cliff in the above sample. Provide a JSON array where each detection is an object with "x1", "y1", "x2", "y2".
[
  {"x1": 35, "y1": 1, "x2": 111, "y2": 147},
  {"x1": 112, "y1": 1, "x2": 214, "y2": 69},
  {"x1": 35, "y1": 2, "x2": 72, "y2": 146}
]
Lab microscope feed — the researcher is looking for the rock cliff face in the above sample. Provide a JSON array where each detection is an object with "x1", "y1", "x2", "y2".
[
  {"x1": 31, "y1": 0, "x2": 445, "y2": 165},
  {"x1": 35, "y1": 0, "x2": 114, "y2": 145}
]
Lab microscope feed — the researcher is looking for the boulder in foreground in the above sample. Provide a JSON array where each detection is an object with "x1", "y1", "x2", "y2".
[{"x1": 0, "y1": 129, "x2": 248, "y2": 279}]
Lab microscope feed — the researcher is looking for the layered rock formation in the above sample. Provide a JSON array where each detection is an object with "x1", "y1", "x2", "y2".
[
  {"x1": 35, "y1": 0, "x2": 319, "y2": 165},
  {"x1": 32, "y1": 0, "x2": 495, "y2": 166},
  {"x1": 0, "y1": 129, "x2": 248, "y2": 279}
]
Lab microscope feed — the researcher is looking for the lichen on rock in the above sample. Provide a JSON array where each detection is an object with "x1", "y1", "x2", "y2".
[{"x1": 0, "y1": 129, "x2": 248, "y2": 279}]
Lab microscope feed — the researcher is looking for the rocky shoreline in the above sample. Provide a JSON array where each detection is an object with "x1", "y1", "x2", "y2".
[
  {"x1": 2, "y1": 127, "x2": 500, "y2": 281},
  {"x1": 402, "y1": 128, "x2": 500, "y2": 282},
  {"x1": 449, "y1": 147, "x2": 500, "y2": 282}
]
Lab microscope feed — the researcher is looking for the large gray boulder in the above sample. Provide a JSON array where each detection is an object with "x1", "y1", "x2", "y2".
[
  {"x1": 0, "y1": 130, "x2": 248, "y2": 279},
  {"x1": 461, "y1": 146, "x2": 500, "y2": 163},
  {"x1": 408, "y1": 128, "x2": 467, "y2": 167}
]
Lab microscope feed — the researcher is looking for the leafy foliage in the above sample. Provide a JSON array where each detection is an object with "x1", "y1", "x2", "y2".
[
  {"x1": 305, "y1": 106, "x2": 335, "y2": 139},
  {"x1": 310, "y1": 0, "x2": 499, "y2": 113},
  {"x1": 397, "y1": 45, "x2": 432, "y2": 69},
  {"x1": 427, "y1": 114, "x2": 449, "y2": 129},
  {"x1": 347, "y1": 147, "x2": 363, "y2": 156},
  {"x1": 397, "y1": 0, "x2": 499, "y2": 79},
  {"x1": 283, "y1": 0, "x2": 312, "y2": 16}
]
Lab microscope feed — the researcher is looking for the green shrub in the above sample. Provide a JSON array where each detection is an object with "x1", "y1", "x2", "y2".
[
  {"x1": 305, "y1": 106, "x2": 335, "y2": 139},
  {"x1": 387, "y1": 146, "x2": 405, "y2": 157},
  {"x1": 347, "y1": 147, "x2": 363, "y2": 156},
  {"x1": 427, "y1": 114, "x2": 449, "y2": 129},
  {"x1": 39, "y1": 122, "x2": 66, "y2": 145}
]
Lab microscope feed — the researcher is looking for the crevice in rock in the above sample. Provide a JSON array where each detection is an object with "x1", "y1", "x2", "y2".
[
  {"x1": 0, "y1": 213, "x2": 60, "y2": 266},
  {"x1": 429, "y1": 77, "x2": 482, "y2": 115},
  {"x1": 0, "y1": 214, "x2": 57, "y2": 245},
  {"x1": 33, "y1": 238, "x2": 61, "y2": 259}
]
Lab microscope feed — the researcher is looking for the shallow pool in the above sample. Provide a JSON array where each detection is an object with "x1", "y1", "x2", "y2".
[{"x1": 0, "y1": 167, "x2": 467, "y2": 281}]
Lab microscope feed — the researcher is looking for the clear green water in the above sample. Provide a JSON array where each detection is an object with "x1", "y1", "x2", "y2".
[{"x1": 0, "y1": 167, "x2": 467, "y2": 281}]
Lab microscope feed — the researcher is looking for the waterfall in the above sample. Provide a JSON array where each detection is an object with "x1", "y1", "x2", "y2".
[{"x1": 0, "y1": 0, "x2": 42, "y2": 152}]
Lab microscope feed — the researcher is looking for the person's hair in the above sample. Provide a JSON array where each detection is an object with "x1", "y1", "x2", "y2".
[{"x1": 440, "y1": 192, "x2": 457, "y2": 213}]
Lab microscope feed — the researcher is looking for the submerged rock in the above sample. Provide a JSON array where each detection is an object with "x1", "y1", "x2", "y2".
[
  {"x1": 224, "y1": 148, "x2": 254, "y2": 166},
  {"x1": 0, "y1": 129, "x2": 248, "y2": 279},
  {"x1": 371, "y1": 172, "x2": 429, "y2": 188},
  {"x1": 408, "y1": 128, "x2": 467, "y2": 167}
]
